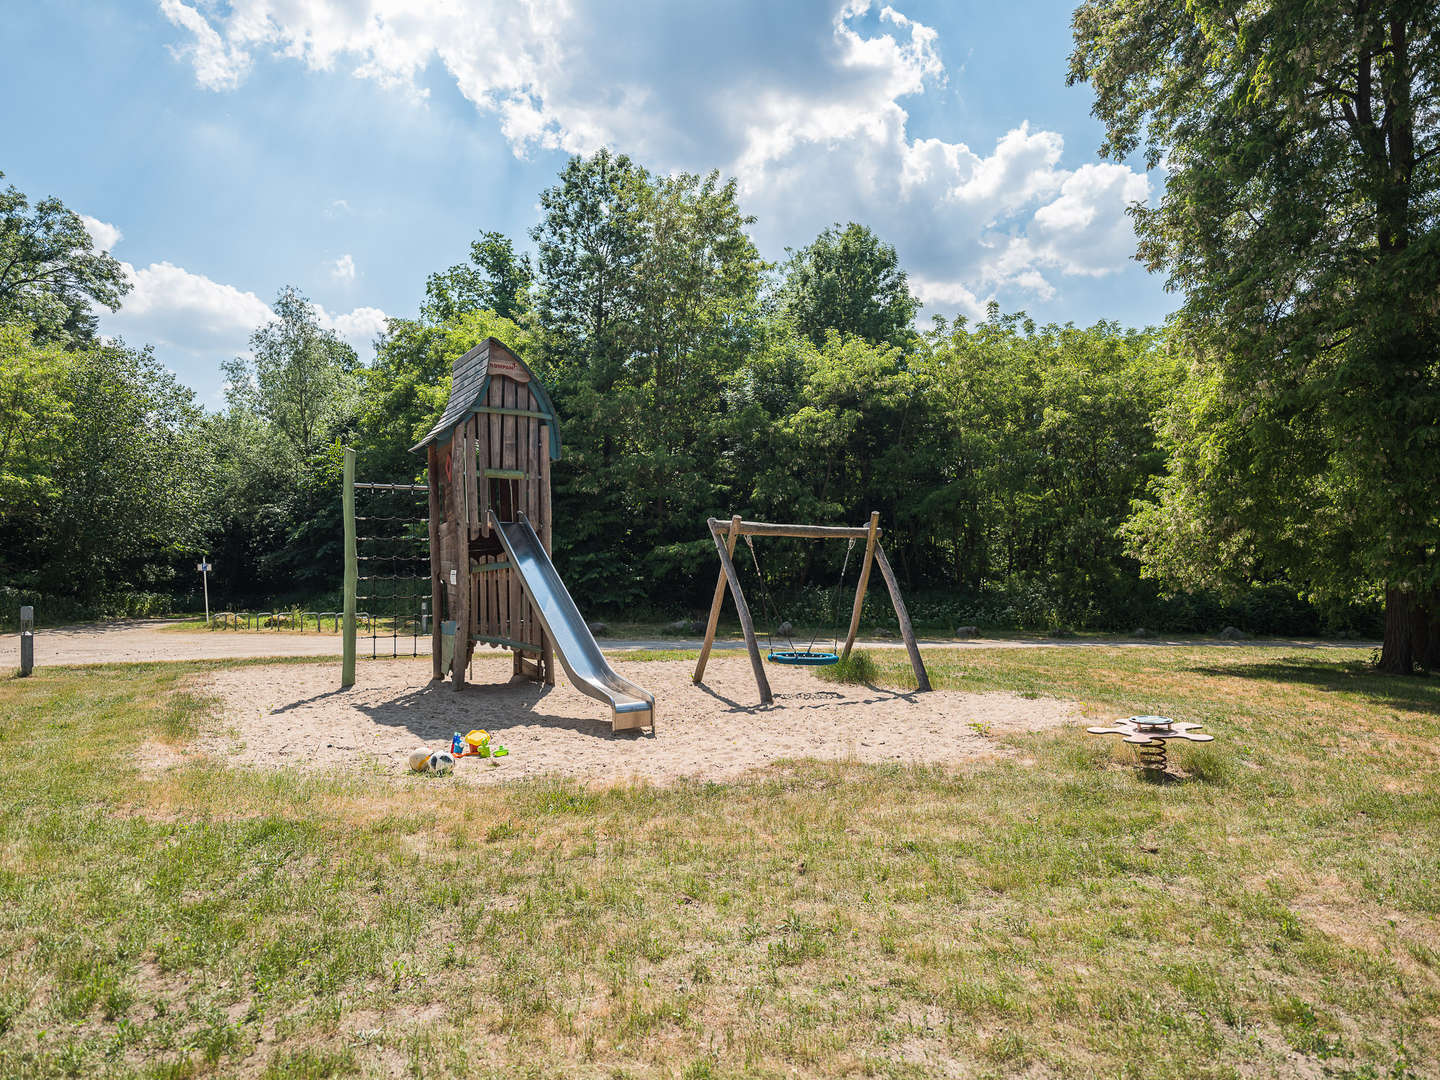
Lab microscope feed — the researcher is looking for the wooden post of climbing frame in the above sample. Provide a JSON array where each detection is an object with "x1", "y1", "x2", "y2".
[
  {"x1": 841, "y1": 511, "x2": 880, "y2": 660},
  {"x1": 341, "y1": 448, "x2": 356, "y2": 688},
  {"x1": 693, "y1": 515, "x2": 742, "y2": 684},
  {"x1": 705, "y1": 517, "x2": 771, "y2": 704},
  {"x1": 450, "y1": 433, "x2": 470, "y2": 691},
  {"x1": 539, "y1": 424, "x2": 555, "y2": 686},
  {"x1": 873, "y1": 542, "x2": 931, "y2": 692},
  {"x1": 427, "y1": 444, "x2": 443, "y2": 681}
]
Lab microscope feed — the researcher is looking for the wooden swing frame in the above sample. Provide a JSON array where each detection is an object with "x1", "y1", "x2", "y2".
[{"x1": 693, "y1": 512, "x2": 932, "y2": 704}]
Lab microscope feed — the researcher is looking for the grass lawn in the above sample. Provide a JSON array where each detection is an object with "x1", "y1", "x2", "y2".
[{"x1": 0, "y1": 647, "x2": 1435, "y2": 1078}]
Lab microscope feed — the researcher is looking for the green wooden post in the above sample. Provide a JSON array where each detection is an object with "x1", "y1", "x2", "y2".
[{"x1": 341, "y1": 447, "x2": 357, "y2": 687}]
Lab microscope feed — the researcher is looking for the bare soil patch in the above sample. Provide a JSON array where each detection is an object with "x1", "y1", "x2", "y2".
[{"x1": 199, "y1": 654, "x2": 1080, "y2": 784}]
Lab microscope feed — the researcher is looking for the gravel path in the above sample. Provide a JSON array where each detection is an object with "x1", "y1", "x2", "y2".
[{"x1": 2, "y1": 618, "x2": 1373, "y2": 669}]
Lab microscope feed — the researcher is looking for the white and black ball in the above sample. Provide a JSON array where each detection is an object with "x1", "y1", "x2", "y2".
[{"x1": 427, "y1": 750, "x2": 456, "y2": 775}]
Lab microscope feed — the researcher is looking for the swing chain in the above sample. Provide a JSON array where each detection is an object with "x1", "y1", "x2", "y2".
[
  {"x1": 742, "y1": 533, "x2": 793, "y2": 653},
  {"x1": 744, "y1": 532, "x2": 857, "y2": 658},
  {"x1": 823, "y1": 537, "x2": 857, "y2": 655}
]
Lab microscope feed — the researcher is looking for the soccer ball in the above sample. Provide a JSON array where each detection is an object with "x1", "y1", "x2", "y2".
[
  {"x1": 427, "y1": 750, "x2": 456, "y2": 775},
  {"x1": 408, "y1": 746, "x2": 432, "y2": 772}
]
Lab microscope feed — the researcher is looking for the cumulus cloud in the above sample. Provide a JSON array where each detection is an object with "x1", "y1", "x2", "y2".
[
  {"x1": 112, "y1": 260, "x2": 274, "y2": 349},
  {"x1": 1028, "y1": 164, "x2": 1151, "y2": 276},
  {"x1": 331, "y1": 253, "x2": 356, "y2": 281},
  {"x1": 158, "y1": 0, "x2": 251, "y2": 90},
  {"x1": 159, "y1": 0, "x2": 1152, "y2": 317},
  {"x1": 81, "y1": 215, "x2": 123, "y2": 252},
  {"x1": 320, "y1": 305, "x2": 389, "y2": 353},
  {"x1": 908, "y1": 276, "x2": 989, "y2": 321},
  {"x1": 101, "y1": 259, "x2": 388, "y2": 381}
]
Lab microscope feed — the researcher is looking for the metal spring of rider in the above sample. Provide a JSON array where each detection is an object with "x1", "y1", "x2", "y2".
[{"x1": 1135, "y1": 739, "x2": 1167, "y2": 772}]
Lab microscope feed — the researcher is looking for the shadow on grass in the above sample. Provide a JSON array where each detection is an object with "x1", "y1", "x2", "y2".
[
  {"x1": 1132, "y1": 766, "x2": 1208, "y2": 787},
  {"x1": 1186, "y1": 657, "x2": 1440, "y2": 715}
]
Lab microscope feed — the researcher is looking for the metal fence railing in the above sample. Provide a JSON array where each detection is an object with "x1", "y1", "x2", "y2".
[
  {"x1": 213, "y1": 610, "x2": 374, "y2": 632},
  {"x1": 211, "y1": 608, "x2": 430, "y2": 646}
]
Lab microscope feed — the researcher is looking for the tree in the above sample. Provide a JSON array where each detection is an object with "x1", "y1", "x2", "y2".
[
  {"x1": 633, "y1": 170, "x2": 763, "y2": 404},
  {"x1": 355, "y1": 308, "x2": 531, "y2": 480},
  {"x1": 205, "y1": 288, "x2": 361, "y2": 602},
  {"x1": 0, "y1": 332, "x2": 210, "y2": 603},
  {"x1": 422, "y1": 231, "x2": 532, "y2": 322},
  {"x1": 530, "y1": 149, "x2": 647, "y2": 387},
  {"x1": 1070, "y1": 0, "x2": 1440, "y2": 671},
  {"x1": 0, "y1": 325, "x2": 74, "y2": 585},
  {"x1": 527, "y1": 155, "x2": 767, "y2": 604},
  {"x1": 224, "y1": 286, "x2": 359, "y2": 463},
  {"x1": 0, "y1": 171, "x2": 130, "y2": 344},
  {"x1": 778, "y1": 223, "x2": 919, "y2": 348}
]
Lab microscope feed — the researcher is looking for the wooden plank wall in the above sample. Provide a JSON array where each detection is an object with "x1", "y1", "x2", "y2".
[{"x1": 463, "y1": 375, "x2": 550, "y2": 660}]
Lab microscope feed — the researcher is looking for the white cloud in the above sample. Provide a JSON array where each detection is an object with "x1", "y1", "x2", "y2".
[
  {"x1": 909, "y1": 276, "x2": 988, "y2": 321},
  {"x1": 321, "y1": 306, "x2": 389, "y2": 353},
  {"x1": 331, "y1": 253, "x2": 356, "y2": 281},
  {"x1": 159, "y1": 0, "x2": 1152, "y2": 317},
  {"x1": 1010, "y1": 270, "x2": 1056, "y2": 301},
  {"x1": 113, "y1": 260, "x2": 274, "y2": 348},
  {"x1": 1028, "y1": 163, "x2": 1151, "y2": 276},
  {"x1": 158, "y1": 0, "x2": 251, "y2": 90},
  {"x1": 101, "y1": 259, "x2": 387, "y2": 375},
  {"x1": 81, "y1": 215, "x2": 123, "y2": 252}
]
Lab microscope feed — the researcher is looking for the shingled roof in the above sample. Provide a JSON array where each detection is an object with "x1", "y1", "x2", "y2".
[{"x1": 410, "y1": 337, "x2": 562, "y2": 457}]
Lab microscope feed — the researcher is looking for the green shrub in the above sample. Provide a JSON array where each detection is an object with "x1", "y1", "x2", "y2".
[{"x1": 815, "y1": 650, "x2": 878, "y2": 685}]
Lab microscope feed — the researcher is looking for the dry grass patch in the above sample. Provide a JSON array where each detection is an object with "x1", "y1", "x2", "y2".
[{"x1": 0, "y1": 649, "x2": 1435, "y2": 1078}]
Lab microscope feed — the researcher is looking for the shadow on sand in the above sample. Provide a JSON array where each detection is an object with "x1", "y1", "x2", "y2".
[
  {"x1": 692, "y1": 678, "x2": 920, "y2": 715},
  {"x1": 347, "y1": 675, "x2": 656, "y2": 743}
]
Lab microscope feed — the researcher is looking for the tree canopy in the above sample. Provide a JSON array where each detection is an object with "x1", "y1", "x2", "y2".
[
  {"x1": 0, "y1": 149, "x2": 1380, "y2": 641},
  {"x1": 0, "y1": 170, "x2": 130, "y2": 344},
  {"x1": 779, "y1": 222, "x2": 920, "y2": 348},
  {"x1": 423, "y1": 231, "x2": 533, "y2": 323},
  {"x1": 1070, "y1": 0, "x2": 1440, "y2": 671}
]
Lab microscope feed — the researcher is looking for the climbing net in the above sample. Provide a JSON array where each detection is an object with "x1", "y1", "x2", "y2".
[{"x1": 354, "y1": 482, "x2": 430, "y2": 658}]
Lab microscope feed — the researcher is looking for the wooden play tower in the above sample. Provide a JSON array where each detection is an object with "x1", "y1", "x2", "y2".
[{"x1": 412, "y1": 338, "x2": 562, "y2": 688}]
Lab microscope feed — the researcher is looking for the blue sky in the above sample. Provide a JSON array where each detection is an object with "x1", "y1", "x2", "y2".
[{"x1": 1, "y1": 0, "x2": 1174, "y2": 405}]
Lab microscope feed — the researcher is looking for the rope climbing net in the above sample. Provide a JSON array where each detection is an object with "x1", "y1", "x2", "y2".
[{"x1": 353, "y1": 482, "x2": 430, "y2": 659}]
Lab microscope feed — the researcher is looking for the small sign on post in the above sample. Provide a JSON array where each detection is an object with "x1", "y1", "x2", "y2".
[
  {"x1": 196, "y1": 557, "x2": 212, "y2": 625},
  {"x1": 19, "y1": 606, "x2": 34, "y2": 676}
]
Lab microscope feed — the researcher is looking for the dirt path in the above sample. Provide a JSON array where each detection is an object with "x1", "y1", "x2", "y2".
[
  {"x1": 3, "y1": 619, "x2": 361, "y2": 666},
  {"x1": 2, "y1": 618, "x2": 1372, "y2": 669}
]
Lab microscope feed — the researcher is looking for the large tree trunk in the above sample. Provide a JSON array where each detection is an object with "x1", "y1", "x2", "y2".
[
  {"x1": 1380, "y1": 586, "x2": 1417, "y2": 674},
  {"x1": 1412, "y1": 591, "x2": 1440, "y2": 673}
]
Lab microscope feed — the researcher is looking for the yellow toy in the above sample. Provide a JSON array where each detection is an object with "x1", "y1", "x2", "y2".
[
  {"x1": 452, "y1": 729, "x2": 509, "y2": 762},
  {"x1": 457, "y1": 730, "x2": 491, "y2": 758}
]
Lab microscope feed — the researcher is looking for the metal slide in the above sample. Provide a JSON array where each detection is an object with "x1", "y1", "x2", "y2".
[{"x1": 489, "y1": 511, "x2": 655, "y2": 731}]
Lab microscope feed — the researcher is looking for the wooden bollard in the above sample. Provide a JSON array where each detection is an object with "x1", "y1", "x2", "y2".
[{"x1": 19, "y1": 606, "x2": 34, "y2": 676}]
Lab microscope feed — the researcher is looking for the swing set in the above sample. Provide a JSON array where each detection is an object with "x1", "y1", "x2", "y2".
[{"x1": 693, "y1": 512, "x2": 932, "y2": 705}]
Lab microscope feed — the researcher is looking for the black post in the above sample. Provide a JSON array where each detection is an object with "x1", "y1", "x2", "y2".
[{"x1": 19, "y1": 606, "x2": 34, "y2": 676}]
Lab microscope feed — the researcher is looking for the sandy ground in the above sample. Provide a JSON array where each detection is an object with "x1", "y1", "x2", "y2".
[
  {"x1": 4, "y1": 618, "x2": 1373, "y2": 668},
  {"x1": 200, "y1": 655, "x2": 1081, "y2": 785}
]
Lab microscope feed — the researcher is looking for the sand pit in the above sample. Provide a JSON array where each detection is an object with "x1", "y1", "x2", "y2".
[{"x1": 199, "y1": 655, "x2": 1081, "y2": 785}]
